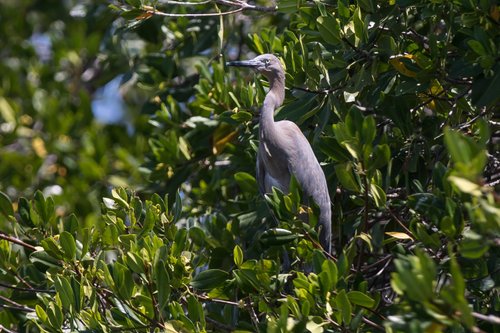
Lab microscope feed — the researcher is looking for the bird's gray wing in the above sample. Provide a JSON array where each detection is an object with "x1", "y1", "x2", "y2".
[
  {"x1": 256, "y1": 151, "x2": 266, "y2": 195},
  {"x1": 279, "y1": 121, "x2": 332, "y2": 253}
]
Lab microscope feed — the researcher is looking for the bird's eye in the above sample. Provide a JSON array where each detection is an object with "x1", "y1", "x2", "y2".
[{"x1": 263, "y1": 59, "x2": 270, "y2": 66}]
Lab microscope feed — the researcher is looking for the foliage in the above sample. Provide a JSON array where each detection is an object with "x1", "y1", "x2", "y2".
[{"x1": 1, "y1": 0, "x2": 499, "y2": 332}]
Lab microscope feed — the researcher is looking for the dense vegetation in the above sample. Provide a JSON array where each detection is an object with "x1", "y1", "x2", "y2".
[{"x1": 0, "y1": 0, "x2": 499, "y2": 331}]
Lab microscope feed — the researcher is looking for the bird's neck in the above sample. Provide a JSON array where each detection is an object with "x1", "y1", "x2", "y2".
[{"x1": 260, "y1": 72, "x2": 285, "y2": 132}]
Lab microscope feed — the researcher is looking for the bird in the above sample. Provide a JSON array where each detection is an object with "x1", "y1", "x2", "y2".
[{"x1": 227, "y1": 54, "x2": 332, "y2": 253}]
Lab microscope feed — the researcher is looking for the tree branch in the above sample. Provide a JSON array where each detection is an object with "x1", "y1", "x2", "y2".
[
  {"x1": 0, "y1": 232, "x2": 37, "y2": 252},
  {"x1": 0, "y1": 282, "x2": 54, "y2": 294},
  {"x1": 0, "y1": 295, "x2": 35, "y2": 312},
  {"x1": 472, "y1": 312, "x2": 500, "y2": 325},
  {"x1": 137, "y1": 0, "x2": 277, "y2": 18}
]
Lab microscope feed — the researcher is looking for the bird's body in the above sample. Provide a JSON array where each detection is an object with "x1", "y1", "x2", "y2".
[{"x1": 227, "y1": 54, "x2": 332, "y2": 253}]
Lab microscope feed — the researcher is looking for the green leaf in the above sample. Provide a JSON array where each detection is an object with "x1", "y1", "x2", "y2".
[
  {"x1": 34, "y1": 190, "x2": 55, "y2": 226},
  {"x1": 40, "y1": 238, "x2": 64, "y2": 260},
  {"x1": 467, "y1": 40, "x2": 486, "y2": 56},
  {"x1": 233, "y1": 245, "x2": 243, "y2": 267},
  {"x1": 259, "y1": 228, "x2": 299, "y2": 246},
  {"x1": 317, "y1": 16, "x2": 341, "y2": 45},
  {"x1": 336, "y1": 289, "x2": 352, "y2": 325},
  {"x1": 18, "y1": 197, "x2": 32, "y2": 226},
  {"x1": 112, "y1": 262, "x2": 134, "y2": 300},
  {"x1": 233, "y1": 269, "x2": 262, "y2": 292},
  {"x1": 231, "y1": 111, "x2": 253, "y2": 123},
  {"x1": 347, "y1": 291, "x2": 375, "y2": 308},
  {"x1": 189, "y1": 226, "x2": 206, "y2": 246},
  {"x1": 190, "y1": 269, "x2": 229, "y2": 290},
  {"x1": 353, "y1": 7, "x2": 367, "y2": 45},
  {"x1": 70, "y1": 277, "x2": 82, "y2": 312},
  {"x1": 319, "y1": 137, "x2": 351, "y2": 162},
  {"x1": 59, "y1": 231, "x2": 76, "y2": 260},
  {"x1": 126, "y1": 252, "x2": 145, "y2": 274},
  {"x1": 334, "y1": 163, "x2": 360, "y2": 192},
  {"x1": 111, "y1": 188, "x2": 129, "y2": 209},
  {"x1": 322, "y1": 259, "x2": 338, "y2": 289},
  {"x1": 444, "y1": 128, "x2": 486, "y2": 177},
  {"x1": 459, "y1": 232, "x2": 489, "y2": 259},
  {"x1": 278, "y1": 0, "x2": 298, "y2": 13},
  {"x1": 64, "y1": 214, "x2": 79, "y2": 234},
  {"x1": 370, "y1": 183, "x2": 386, "y2": 208},
  {"x1": 338, "y1": 0, "x2": 350, "y2": 17},
  {"x1": 472, "y1": 65, "x2": 500, "y2": 106},
  {"x1": 172, "y1": 228, "x2": 187, "y2": 256},
  {"x1": 448, "y1": 176, "x2": 482, "y2": 196},
  {"x1": 385, "y1": 231, "x2": 413, "y2": 240},
  {"x1": 447, "y1": 250, "x2": 474, "y2": 328},
  {"x1": 0, "y1": 191, "x2": 13, "y2": 219},
  {"x1": 357, "y1": 0, "x2": 375, "y2": 12},
  {"x1": 172, "y1": 190, "x2": 183, "y2": 223},
  {"x1": 444, "y1": 128, "x2": 471, "y2": 164},
  {"x1": 46, "y1": 302, "x2": 63, "y2": 329},
  {"x1": 54, "y1": 276, "x2": 74, "y2": 311},
  {"x1": 139, "y1": 201, "x2": 156, "y2": 237},
  {"x1": 318, "y1": 270, "x2": 332, "y2": 296},
  {"x1": 370, "y1": 144, "x2": 391, "y2": 170},
  {"x1": 361, "y1": 116, "x2": 376, "y2": 144},
  {"x1": 35, "y1": 305, "x2": 48, "y2": 324},
  {"x1": 125, "y1": 0, "x2": 141, "y2": 8},
  {"x1": 30, "y1": 248, "x2": 61, "y2": 269},
  {"x1": 80, "y1": 228, "x2": 90, "y2": 260},
  {"x1": 156, "y1": 260, "x2": 171, "y2": 311},
  {"x1": 234, "y1": 172, "x2": 258, "y2": 195},
  {"x1": 187, "y1": 295, "x2": 205, "y2": 327}
]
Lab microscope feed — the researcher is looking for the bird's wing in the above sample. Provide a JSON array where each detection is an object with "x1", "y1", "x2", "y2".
[
  {"x1": 278, "y1": 121, "x2": 329, "y2": 200},
  {"x1": 256, "y1": 152, "x2": 266, "y2": 195},
  {"x1": 278, "y1": 121, "x2": 332, "y2": 252},
  {"x1": 257, "y1": 148, "x2": 288, "y2": 194}
]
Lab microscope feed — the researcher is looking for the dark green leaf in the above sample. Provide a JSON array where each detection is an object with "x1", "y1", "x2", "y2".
[
  {"x1": 336, "y1": 289, "x2": 352, "y2": 325},
  {"x1": 234, "y1": 172, "x2": 258, "y2": 195},
  {"x1": 190, "y1": 269, "x2": 229, "y2": 290},
  {"x1": 54, "y1": 276, "x2": 74, "y2": 311},
  {"x1": 347, "y1": 291, "x2": 375, "y2": 308},
  {"x1": 0, "y1": 191, "x2": 13, "y2": 219},
  {"x1": 59, "y1": 231, "x2": 76, "y2": 260},
  {"x1": 156, "y1": 260, "x2": 171, "y2": 310},
  {"x1": 317, "y1": 16, "x2": 342, "y2": 45},
  {"x1": 259, "y1": 228, "x2": 299, "y2": 246}
]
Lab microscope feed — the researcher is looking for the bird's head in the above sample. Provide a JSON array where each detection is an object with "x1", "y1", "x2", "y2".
[{"x1": 226, "y1": 54, "x2": 284, "y2": 81}]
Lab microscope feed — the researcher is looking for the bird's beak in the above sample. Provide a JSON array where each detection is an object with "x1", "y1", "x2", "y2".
[{"x1": 226, "y1": 59, "x2": 259, "y2": 68}]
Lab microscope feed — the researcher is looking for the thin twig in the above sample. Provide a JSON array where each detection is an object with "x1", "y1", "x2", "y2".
[
  {"x1": 356, "y1": 169, "x2": 370, "y2": 272},
  {"x1": 205, "y1": 317, "x2": 234, "y2": 332},
  {"x1": 386, "y1": 208, "x2": 414, "y2": 237},
  {"x1": 0, "y1": 295, "x2": 35, "y2": 312},
  {"x1": 361, "y1": 316, "x2": 385, "y2": 331},
  {"x1": 434, "y1": 107, "x2": 488, "y2": 140},
  {"x1": 0, "y1": 232, "x2": 37, "y2": 252},
  {"x1": 246, "y1": 299, "x2": 261, "y2": 332},
  {"x1": 0, "y1": 282, "x2": 54, "y2": 294},
  {"x1": 0, "y1": 324, "x2": 18, "y2": 333},
  {"x1": 472, "y1": 311, "x2": 500, "y2": 325},
  {"x1": 143, "y1": 5, "x2": 244, "y2": 17},
  {"x1": 291, "y1": 83, "x2": 347, "y2": 96},
  {"x1": 196, "y1": 294, "x2": 241, "y2": 307},
  {"x1": 139, "y1": 0, "x2": 276, "y2": 18},
  {"x1": 158, "y1": 0, "x2": 212, "y2": 5},
  {"x1": 361, "y1": 255, "x2": 392, "y2": 272}
]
